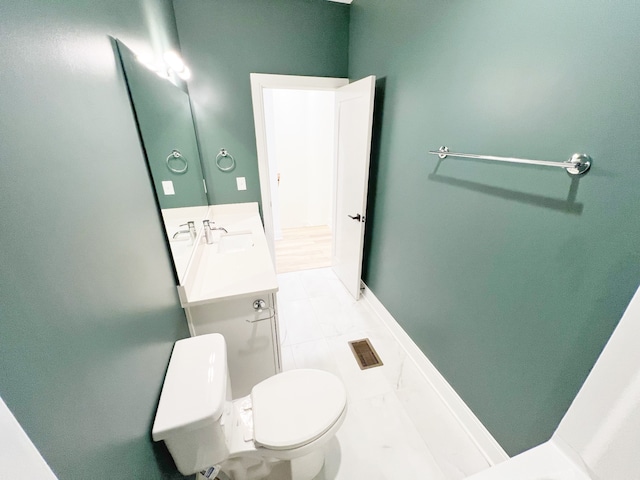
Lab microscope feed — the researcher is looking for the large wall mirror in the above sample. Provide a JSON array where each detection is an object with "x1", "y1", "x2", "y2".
[{"x1": 115, "y1": 39, "x2": 209, "y2": 284}]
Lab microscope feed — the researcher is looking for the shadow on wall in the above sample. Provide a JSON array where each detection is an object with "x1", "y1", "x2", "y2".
[
  {"x1": 152, "y1": 441, "x2": 192, "y2": 479},
  {"x1": 362, "y1": 77, "x2": 387, "y2": 280},
  {"x1": 428, "y1": 158, "x2": 585, "y2": 215}
]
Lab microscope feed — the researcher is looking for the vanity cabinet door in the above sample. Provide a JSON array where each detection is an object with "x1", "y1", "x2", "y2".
[{"x1": 185, "y1": 293, "x2": 280, "y2": 397}]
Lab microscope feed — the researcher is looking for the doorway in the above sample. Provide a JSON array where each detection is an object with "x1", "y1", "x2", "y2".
[
  {"x1": 251, "y1": 74, "x2": 348, "y2": 274},
  {"x1": 263, "y1": 87, "x2": 336, "y2": 273},
  {"x1": 251, "y1": 73, "x2": 375, "y2": 298}
]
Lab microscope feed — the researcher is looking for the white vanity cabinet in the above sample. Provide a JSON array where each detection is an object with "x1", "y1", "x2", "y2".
[
  {"x1": 184, "y1": 294, "x2": 281, "y2": 397},
  {"x1": 177, "y1": 203, "x2": 281, "y2": 398}
]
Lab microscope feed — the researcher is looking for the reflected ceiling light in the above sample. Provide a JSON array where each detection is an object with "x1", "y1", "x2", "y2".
[
  {"x1": 177, "y1": 65, "x2": 191, "y2": 80},
  {"x1": 136, "y1": 50, "x2": 192, "y2": 82},
  {"x1": 136, "y1": 54, "x2": 171, "y2": 79},
  {"x1": 136, "y1": 54, "x2": 161, "y2": 72},
  {"x1": 163, "y1": 50, "x2": 185, "y2": 71},
  {"x1": 163, "y1": 50, "x2": 191, "y2": 80}
]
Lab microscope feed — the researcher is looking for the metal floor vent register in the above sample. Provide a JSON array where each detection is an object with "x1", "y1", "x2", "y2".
[{"x1": 348, "y1": 338, "x2": 383, "y2": 370}]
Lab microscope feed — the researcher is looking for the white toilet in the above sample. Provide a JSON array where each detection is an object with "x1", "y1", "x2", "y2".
[{"x1": 152, "y1": 333, "x2": 347, "y2": 480}]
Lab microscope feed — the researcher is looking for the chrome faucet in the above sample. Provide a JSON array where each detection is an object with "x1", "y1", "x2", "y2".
[{"x1": 203, "y1": 220, "x2": 228, "y2": 244}]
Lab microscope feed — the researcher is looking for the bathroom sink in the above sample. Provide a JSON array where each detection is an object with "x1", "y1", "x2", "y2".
[{"x1": 217, "y1": 231, "x2": 254, "y2": 254}]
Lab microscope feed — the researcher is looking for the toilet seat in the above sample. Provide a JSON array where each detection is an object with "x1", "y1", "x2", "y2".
[{"x1": 251, "y1": 369, "x2": 347, "y2": 450}]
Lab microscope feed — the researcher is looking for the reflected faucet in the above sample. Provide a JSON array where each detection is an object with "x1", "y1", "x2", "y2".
[
  {"x1": 173, "y1": 221, "x2": 197, "y2": 242},
  {"x1": 187, "y1": 221, "x2": 197, "y2": 239},
  {"x1": 172, "y1": 229, "x2": 189, "y2": 239}
]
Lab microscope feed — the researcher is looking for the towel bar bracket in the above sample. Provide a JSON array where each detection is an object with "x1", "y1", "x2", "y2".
[{"x1": 565, "y1": 153, "x2": 591, "y2": 175}]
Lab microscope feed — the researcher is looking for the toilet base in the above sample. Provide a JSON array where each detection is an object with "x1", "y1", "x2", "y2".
[
  {"x1": 213, "y1": 449, "x2": 325, "y2": 480},
  {"x1": 291, "y1": 449, "x2": 325, "y2": 480}
]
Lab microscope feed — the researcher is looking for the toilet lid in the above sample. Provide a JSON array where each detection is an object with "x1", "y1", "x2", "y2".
[{"x1": 251, "y1": 369, "x2": 346, "y2": 450}]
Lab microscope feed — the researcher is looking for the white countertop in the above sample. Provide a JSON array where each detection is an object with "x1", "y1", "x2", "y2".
[{"x1": 177, "y1": 203, "x2": 278, "y2": 306}]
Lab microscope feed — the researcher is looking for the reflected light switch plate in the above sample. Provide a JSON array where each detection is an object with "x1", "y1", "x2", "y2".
[
  {"x1": 162, "y1": 180, "x2": 175, "y2": 195},
  {"x1": 236, "y1": 177, "x2": 247, "y2": 191}
]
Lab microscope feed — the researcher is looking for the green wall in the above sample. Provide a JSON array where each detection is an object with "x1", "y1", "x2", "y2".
[
  {"x1": 172, "y1": 0, "x2": 350, "y2": 205},
  {"x1": 0, "y1": 0, "x2": 191, "y2": 477},
  {"x1": 350, "y1": 0, "x2": 640, "y2": 455}
]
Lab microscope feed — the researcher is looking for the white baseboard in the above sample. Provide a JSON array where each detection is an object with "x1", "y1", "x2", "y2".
[{"x1": 361, "y1": 283, "x2": 509, "y2": 466}]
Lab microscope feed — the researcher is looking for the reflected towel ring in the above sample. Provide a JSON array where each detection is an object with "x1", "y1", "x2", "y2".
[
  {"x1": 216, "y1": 148, "x2": 236, "y2": 172},
  {"x1": 166, "y1": 150, "x2": 188, "y2": 174}
]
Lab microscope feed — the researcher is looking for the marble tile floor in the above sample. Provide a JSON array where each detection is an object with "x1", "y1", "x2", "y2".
[{"x1": 274, "y1": 267, "x2": 491, "y2": 480}]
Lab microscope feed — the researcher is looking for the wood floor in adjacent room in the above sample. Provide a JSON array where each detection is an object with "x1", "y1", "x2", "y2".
[{"x1": 274, "y1": 225, "x2": 332, "y2": 274}]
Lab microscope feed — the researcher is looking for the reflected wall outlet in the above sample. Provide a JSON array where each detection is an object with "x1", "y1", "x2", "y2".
[
  {"x1": 161, "y1": 180, "x2": 175, "y2": 195},
  {"x1": 236, "y1": 177, "x2": 247, "y2": 191}
]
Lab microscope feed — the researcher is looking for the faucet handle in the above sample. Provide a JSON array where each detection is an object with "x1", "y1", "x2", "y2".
[{"x1": 180, "y1": 221, "x2": 197, "y2": 229}]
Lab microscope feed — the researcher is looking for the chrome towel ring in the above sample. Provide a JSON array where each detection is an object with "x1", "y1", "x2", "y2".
[
  {"x1": 166, "y1": 149, "x2": 188, "y2": 174},
  {"x1": 216, "y1": 148, "x2": 236, "y2": 172}
]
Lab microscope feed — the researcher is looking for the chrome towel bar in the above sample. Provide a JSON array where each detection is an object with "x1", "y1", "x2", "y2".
[{"x1": 428, "y1": 146, "x2": 591, "y2": 175}]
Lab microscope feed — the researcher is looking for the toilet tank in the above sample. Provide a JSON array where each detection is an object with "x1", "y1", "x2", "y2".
[{"x1": 152, "y1": 333, "x2": 230, "y2": 475}]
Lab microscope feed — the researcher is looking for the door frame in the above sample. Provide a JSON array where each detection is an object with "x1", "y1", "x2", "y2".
[{"x1": 250, "y1": 73, "x2": 349, "y2": 265}]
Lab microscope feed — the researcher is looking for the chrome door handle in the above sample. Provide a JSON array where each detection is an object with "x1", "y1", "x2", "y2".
[{"x1": 348, "y1": 213, "x2": 361, "y2": 221}]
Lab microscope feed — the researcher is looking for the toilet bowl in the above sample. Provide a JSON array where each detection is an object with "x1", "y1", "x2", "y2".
[{"x1": 152, "y1": 333, "x2": 347, "y2": 480}]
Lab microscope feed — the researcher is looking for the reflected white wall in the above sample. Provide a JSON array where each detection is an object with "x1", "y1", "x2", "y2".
[{"x1": 265, "y1": 88, "x2": 335, "y2": 231}]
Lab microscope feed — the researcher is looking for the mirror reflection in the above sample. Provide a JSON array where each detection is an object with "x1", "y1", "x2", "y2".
[{"x1": 115, "y1": 39, "x2": 208, "y2": 284}]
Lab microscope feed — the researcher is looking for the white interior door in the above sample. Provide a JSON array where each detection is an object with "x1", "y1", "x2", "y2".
[{"x1": 332, "y1": 76, "x2": 376, "y2": 299}]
